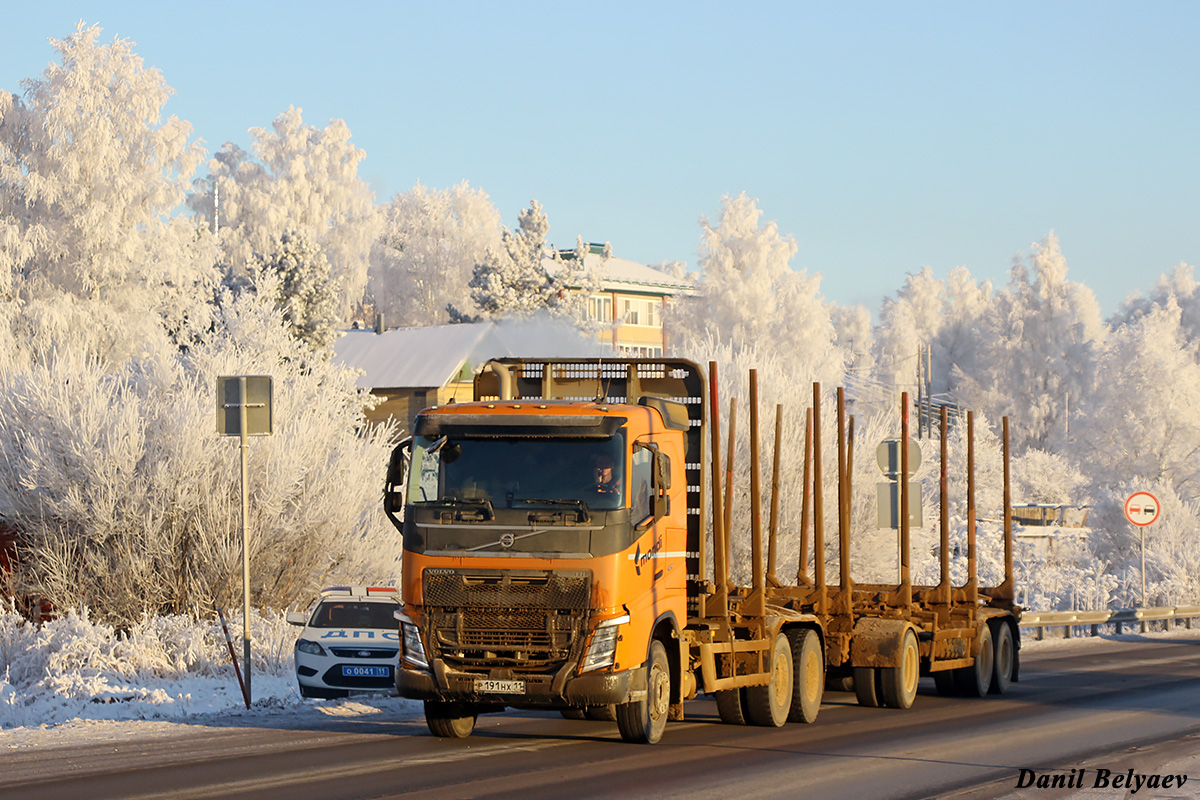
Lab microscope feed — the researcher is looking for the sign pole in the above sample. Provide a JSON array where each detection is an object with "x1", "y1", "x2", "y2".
[
  {"x1": 1123, "y1": 491, "x2": 1160, "y2": 630},
  {"x1": 1140, "y1": 524, "x2": 1146, "y2": 609},
  {"x1": 239, "y1": 376, "x2": 252, "y2": 704},
  {"x1": 218, "y1": 375, "x2": 271, "y2": 706}
]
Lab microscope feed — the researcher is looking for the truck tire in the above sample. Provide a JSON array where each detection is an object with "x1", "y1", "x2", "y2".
[
  {"x1": 954, "y1": 623, "x2": 993, "y2": 697},
  {"x1": 933, "y1": 670, "x2": 958, "y2": 696},
  {"x1": 990, "y1": 622, "x2": 1014, "y2": 695},
  {"x1": 714, "y1": 688, "x2": 749, "y2": 724},
  {"x1": 746, "y1": 633, "x2": 793, "y2": 727},
  {"x1": 854, "y1": 666, "x2": 881, "y2": 708},
  {"x1": 586, "y1": 704, "x2": 618, "y2": 721},
  {"x1": 880, "y1": 629, "x2": 920, "y2": 710},
  {"x1": 617, "y1": 640, "x2": 670, "y2": 744},
  {"x1": 424, "y1": 701, "x2": 477, "y2": 738},
  {"x1": 787, "y1": 628, "x2": 824, "y2": 723}
]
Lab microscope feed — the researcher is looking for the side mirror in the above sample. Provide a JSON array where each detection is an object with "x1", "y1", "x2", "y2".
[
  {"x1": 383, "y1": 438, "x2": 412, "y2": 528},
  {"x1": 285, "y1": 611, "x2": 308, "y2": 626},
  {"x1": 644, "y1": 443, "x2": 672, "y2": 522}
]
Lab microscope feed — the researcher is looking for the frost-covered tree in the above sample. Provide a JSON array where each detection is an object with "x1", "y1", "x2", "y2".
[
  {"x1": 954, "y1": 233, "x2": 1104, "y2": 451},
  {"x1": 1072, "y1": 297, "x2": 1200, "y2": 502},
  {"x1": 0, "y1": 288, "x2": 401, "y2": 625},
  {"x1": 191, "y1": 107, "x2": 380, "y2": 321},
  {"x1": 1112, "y1": 262, "x2": 1200, "y2": 338},
  {"x1": 0, "y1": 22, "x2": 217, "y2": 363},
  {"x1": 369, "y1": 181, "x2": 501, "y2": 326},
  {"x1": 452, "y1": 200, "x2": 596, "y2": 322},
  {"x1": 252, "y1": 230, "x2": 341, "y2": 351},
  {"x1": 872, "y1": 266, "x2": 993, "y2": 410},
  {"x1": 673, "y1": 193, "x2": 847, "y2": 387}
]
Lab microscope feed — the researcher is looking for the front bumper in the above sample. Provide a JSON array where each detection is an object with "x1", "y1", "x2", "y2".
[{"x1": 397, "y1": 657, "x2": 642, "y2": 708}]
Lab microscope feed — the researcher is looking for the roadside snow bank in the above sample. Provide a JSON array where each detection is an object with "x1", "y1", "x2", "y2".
[{"x1": 0, "y1": 607, "x2": 302, "y2": 729}]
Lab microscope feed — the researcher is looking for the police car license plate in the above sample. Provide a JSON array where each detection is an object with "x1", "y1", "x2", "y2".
[
  {"x1": 342, "y1": 665, "x2": 389, "y2": 678},
  {"x1": 474, "y1": 679, "x2": 526, "y2": 694}
]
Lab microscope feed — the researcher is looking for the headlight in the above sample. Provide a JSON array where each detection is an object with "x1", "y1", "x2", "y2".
[
  {"x1": 400, "y1": 622, "x2": 429, "y2": 670},
  {"x1": 296, "y1": 639, "x2": 325, "y2": 656},
  {"x1": 581, "y1": 615, "x2": 630, "y2": 673}
]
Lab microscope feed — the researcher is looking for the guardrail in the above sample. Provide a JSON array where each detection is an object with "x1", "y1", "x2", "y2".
[{"x1": 1019, "y1": 606, "x2": 1200, "y2": 640}]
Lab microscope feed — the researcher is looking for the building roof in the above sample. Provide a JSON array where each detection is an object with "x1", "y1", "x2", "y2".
[
  {"x1": 546, "y1": 251, "x2": 695, "y2": 295},
  {"x1": 334, "y1": 323, "x2": 494, "y2": 390},
  {"x1": 333, "y1": 319, "x2": 613, "y2": 390}
]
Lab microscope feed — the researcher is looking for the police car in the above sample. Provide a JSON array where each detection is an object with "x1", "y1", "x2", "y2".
[{"x1": 286, "y1": 586, "x2": 401, "y2": 699}]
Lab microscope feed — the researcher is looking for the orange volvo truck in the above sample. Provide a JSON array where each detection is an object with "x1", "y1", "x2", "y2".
[{"x1": 383, "y1": 358, "x2": 1019, "y2": 743}]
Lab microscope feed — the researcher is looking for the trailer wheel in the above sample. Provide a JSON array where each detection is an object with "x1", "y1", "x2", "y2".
[
  {"x1": 954, "y1": 623, "x2": 993, "y2": 697},
  {"x1": 880, "y1": 629, "x2": 920, "y2": 710},
  {"x1": 990, "y1": 622, "x2": 1014, "y2": 695},
  {"x1": 787, "y1": 628, "x2": 824, "y2": 723},
  {"x1": 747, "y1": 633, "x2": 793, "y2": 727},
  {"x1": 933, "y1": 670, "x2": 958, "y2": 696},
  {"x1": 617, "y1": 640, "x2": 670, "y2": 744},
  {"x1": 853, "y1": 667, "x2": 881, "y2": 708},
  {"x1": 424, "y1": 701, "x2": 477, "y2": 738},
  {"x1": 715, "y1": 688, "x2": 749, "y2": 724}
]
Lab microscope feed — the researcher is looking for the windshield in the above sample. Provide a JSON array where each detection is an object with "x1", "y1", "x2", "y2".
[
  {"x1": 309, "y1": 600, "x2": 397, "y2": 629},
  {"x1": 408, "y1": 434, "x2": 627, "y2": 512}
]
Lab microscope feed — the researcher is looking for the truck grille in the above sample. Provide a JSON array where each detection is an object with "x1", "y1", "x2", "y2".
[{"x1": 422, "y1": 569, "x2": 592, "y2": 670}]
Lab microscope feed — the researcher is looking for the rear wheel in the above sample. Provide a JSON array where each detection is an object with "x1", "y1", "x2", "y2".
[
  {"x1": 714, "y1": 688, "x2": 749, "y2": 724},
  {"x1": 990, "y1": 622, "x2": 1014, "y2": 695},
  {"x1": 617, "y1": 640, "x2": 670, "y2": 744},
  {"x1": 933, "y1": 670, "x2": 958, "y2": 696},
  {"x1": 746, "y1": 633, "x2": 793, "y2": 727},
  {"x1": 954, "y1": 624, "x2": 993, "y2": 697},
  {"x1": 880, "y1": 629, "x2": 920, "y2": 710},
  {"x1": 787, "y1": 628, "x2": 824, "y2": 723},
  {"x1": 854, "y1": 666, "x2": 881, "y2": 708},
  {"x1": 825, "y1": 670, "x2": 854, "y2": 693},
  {"x1": 424, "y1": 701, "x2": 477, "y2": 738}
]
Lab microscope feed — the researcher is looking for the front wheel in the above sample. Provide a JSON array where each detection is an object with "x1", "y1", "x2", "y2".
[
  {"x1": 425, "y1": 701, "x2": 477, "y2": 738},
  {"x1": 586, "y1": 704, "x2": 618, "y2": 721},
  {"x1": 788, "y1": 628, "x2": 824, "y2": 723},
  {"x1": 617, "y1": 640, "x2": 670, "y2": 744}
]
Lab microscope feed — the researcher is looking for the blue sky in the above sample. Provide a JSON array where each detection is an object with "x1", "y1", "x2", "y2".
[{"x1": 3, "y1": 2, "x2": 1196, "y2": 316}]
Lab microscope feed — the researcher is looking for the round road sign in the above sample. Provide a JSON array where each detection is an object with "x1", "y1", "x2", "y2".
[{"x1": 1124, "y1": 492, "x2": 1160, "y2": 527}]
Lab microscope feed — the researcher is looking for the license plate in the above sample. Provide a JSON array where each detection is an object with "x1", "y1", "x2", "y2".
[
  {"x1": 342, "y1": 665, "x2": 389, "y2": 678},
  {"x1": 474, "y1": 679, "x2": 526, "y2": 694}
]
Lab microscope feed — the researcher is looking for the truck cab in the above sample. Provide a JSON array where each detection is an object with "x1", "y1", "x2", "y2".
[{"x1": 384, "y1": 359, "x2": 704, "y2": 741}]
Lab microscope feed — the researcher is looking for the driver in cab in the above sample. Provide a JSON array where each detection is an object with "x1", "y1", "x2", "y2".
[{"x1": 593, "y1": 454, "x2": 622, "y2": 499}]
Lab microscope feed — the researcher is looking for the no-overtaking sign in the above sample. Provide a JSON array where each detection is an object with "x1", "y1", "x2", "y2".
[{"x1": 1124, "y1": 491, "x2": 1160, "y2": 527}]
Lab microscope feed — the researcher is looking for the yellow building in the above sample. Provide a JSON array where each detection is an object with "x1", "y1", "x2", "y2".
[{"x1": 551, "y1": 245, "x2": 695, "y2": 357}]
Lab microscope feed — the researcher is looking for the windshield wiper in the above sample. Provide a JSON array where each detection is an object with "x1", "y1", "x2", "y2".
[
  {"x1": 414, "y1": 496, "x2": 495, "y2": 520},
  {"x1": 509, "y1": 498, "x2": 591, "y2": 522}
]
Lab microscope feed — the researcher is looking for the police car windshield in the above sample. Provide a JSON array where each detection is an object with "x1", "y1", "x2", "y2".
[{"x1": 310, "y1": 600, "x2": 396, "y2": 629}]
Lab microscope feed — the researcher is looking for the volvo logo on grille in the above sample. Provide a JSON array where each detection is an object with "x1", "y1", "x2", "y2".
[{"x1": 499, "y1": 533, "x2": 516, "y2": 549}]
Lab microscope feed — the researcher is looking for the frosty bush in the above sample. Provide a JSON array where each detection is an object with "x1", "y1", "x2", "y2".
[{"x1": 0, "y1": 605, "x2": 299, "y2": 729}]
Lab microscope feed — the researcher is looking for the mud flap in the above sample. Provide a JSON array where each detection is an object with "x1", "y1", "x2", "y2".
[{"x1": 850, "y1": 617, "x2": 914, "y2": 669}]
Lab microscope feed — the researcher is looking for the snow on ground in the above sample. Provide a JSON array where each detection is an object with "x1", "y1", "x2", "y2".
[{"x1": 0, "y1": 606, "x2": 424, "y2": 748}]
